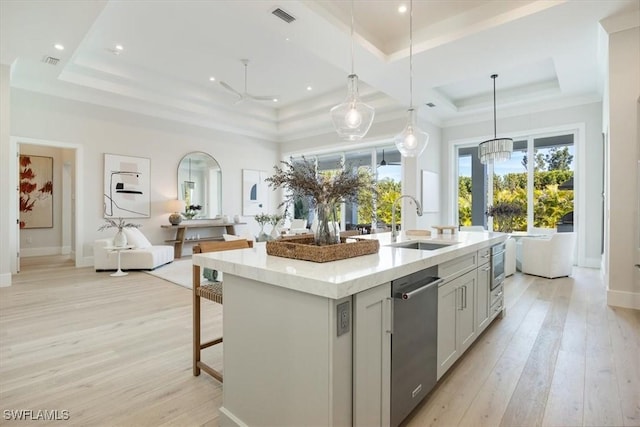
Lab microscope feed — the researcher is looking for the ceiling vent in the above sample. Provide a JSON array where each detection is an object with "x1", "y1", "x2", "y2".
[
  {"x1": 41, "y1": 56, "x2": 60, "y2": 66},
  {"x1": 425, "y1": 102, "x2": 436, "y2": 108},
  {"x1": 272, "y1": 7, "x2": 296, "y2": 23}
]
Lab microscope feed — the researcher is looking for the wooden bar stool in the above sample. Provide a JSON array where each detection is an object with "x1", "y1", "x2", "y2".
[{"x1": 192, "y1": 239, "x2": 253, "y2": 382}]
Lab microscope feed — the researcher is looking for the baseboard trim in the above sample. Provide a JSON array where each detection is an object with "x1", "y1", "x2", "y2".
[
  {"x1": 0, "y1": 272, "x2": 11, "y2": 287},
  {"x1": 582, "y1": 256, "x2": 602, "y2": 269},
  {"x1": 79, "y1": 256, "x2": 94, "y2": 268},
  {"x1": 219, "y1": 407, "x2": 248, "y2": 427},
  {"x1": 21, "y1": 246, "x2": 63, "y2": 257},
  {"x1": 607, "y1": 289, "x2": 640, "y2": 310}
]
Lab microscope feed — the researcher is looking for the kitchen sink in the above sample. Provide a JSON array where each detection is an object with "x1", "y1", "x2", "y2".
[{"x1": 389, "y1": 241, "x2": 453, "y2": 250}]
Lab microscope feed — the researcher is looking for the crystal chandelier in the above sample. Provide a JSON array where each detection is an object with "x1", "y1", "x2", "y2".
[
  {"x1": 330, "y1": 0, "x2": 374, "y2": 141},
  {"x1": 479, "y1": 74, "x2": 513, "y2": 164},
  {"x1": 394, "y1": 0, "x2": 428, "y2": 157}
]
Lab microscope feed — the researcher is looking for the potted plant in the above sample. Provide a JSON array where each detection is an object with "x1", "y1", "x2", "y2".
[
  {"x1": 99, "y1": 217, "x2": 141, "y2": 247},
  {"x1": 266, "y1": 157, "x2": 375, "y2": 245},
  {"x1": 486, "y1": 201, "x2": 525, "y2": 233},
  {"x1": 254, "y1": 213, "x2": 272, "y2": 242}
]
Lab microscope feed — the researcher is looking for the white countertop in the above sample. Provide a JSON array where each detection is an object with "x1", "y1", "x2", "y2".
[{"x1": 192, "y1": 231, "x2": 508, "y2": 299}]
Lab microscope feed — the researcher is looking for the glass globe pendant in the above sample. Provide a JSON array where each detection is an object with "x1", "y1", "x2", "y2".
[
  {"x1": 394, "y1": 0, "x2": 429, "y2": 157},
  {"x1": 330, "y1": 74, "x2": 375, "y2": 140},
  {"x1": 394, "y1": 108, "x2": 428, "y2": 157},
  {"x1": 330, "y1": 0, "x2": 375, "y2": 141}
]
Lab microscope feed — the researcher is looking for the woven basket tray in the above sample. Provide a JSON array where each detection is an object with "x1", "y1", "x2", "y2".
[{"x1": 266, "y1": 235, "x2": 379, "y2": 263}]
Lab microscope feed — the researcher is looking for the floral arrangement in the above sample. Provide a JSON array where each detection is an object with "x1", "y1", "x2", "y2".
[
  {"x1": 98, "y1": 217, "x2": 141, "y2": 232},
  {"x1": 265, "y1": 157, "x2": 376, "y2": 208},
  {"x1": 268, "y1": 213, "x2": 284, "y2": 226},
  {"x1": 182, "y1": 204, "x2": 202, "y2": 219},
  {"x1": 254, "y1": 213, "x2": 272, "y2": 226}
]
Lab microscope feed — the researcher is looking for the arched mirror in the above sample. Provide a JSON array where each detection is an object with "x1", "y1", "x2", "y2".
[{"x1": 177, "y1": 152, "x2": 222, "y2": 218}]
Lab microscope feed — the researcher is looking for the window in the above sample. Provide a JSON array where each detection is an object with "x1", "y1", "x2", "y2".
[
  {"x1": 531, "y1": 135, "x2": 574, "y2": 230},
  {"x1": 492, "y1": 140, "x2": 528, "y2": 232},
  {"x1": 455, "y1": 133, "x2": 575, "y2": 233}
]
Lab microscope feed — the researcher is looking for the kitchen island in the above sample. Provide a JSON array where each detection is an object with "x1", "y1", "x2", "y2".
[{"x1": 193, "y1": 231, "x2": 507, "y2": 427}]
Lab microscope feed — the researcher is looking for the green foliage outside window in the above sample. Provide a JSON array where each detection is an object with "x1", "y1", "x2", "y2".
[
  {"x1": 357, "y1": 177, "x2": 401, "y2": 225},
  {"x1": 458, "y1": 170, "x2": 574, "y2": 230}
]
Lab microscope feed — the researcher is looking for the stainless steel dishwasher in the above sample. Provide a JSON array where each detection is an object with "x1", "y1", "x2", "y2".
[{"x1": 391, "y1": 267, "x2": 442, "y2": 427}]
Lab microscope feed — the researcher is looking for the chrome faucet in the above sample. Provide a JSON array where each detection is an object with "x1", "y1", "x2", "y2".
[{"x1": 391, "y1": 195, "x2": 423, "y2": 242}]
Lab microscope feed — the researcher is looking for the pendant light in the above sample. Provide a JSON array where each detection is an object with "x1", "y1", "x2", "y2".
[
  {"x1": 394, "y1": 0, "x2": 428, "y2": 157},
  {"x1": 478, "y1": 74, "x2": 513, "y2": 164},
  {"x1": 330, "y1": 0, "x2": 375, "y2": 141}
]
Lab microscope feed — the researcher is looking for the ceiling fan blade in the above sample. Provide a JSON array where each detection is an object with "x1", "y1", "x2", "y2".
[
  {"x1": 219, "y1": 81, "x2": 243, "y2": 98},
  {"x1": 246, "y1": 93, "x2": 278, "y2": 102}
]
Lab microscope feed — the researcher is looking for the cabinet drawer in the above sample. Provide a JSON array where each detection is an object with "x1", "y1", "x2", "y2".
[
  {"x1": 490, "y1": 284, "x2": 504, "y2": 307},
  {"x1": 438, "y1": 252, "x2": 477, "y2": 282},
  {"x1": 477, "y1": 247, "x2": 491, "y2": 266},
  {"x1": 490, "y1": 297, "x2": 504, "y2": 319}
]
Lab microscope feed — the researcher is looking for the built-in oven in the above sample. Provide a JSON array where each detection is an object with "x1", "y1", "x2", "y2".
[{"x1": 490, "y1": 242, "x2": 506, "y2": 290}]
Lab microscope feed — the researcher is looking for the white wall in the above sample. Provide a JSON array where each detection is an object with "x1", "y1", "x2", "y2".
[
  {"x1": 442, "y1": 102, "x2": 603, "y2": 268},
  {"x1": 7, "y1": 89, "x2": 280, "y2": 267},
  {"x1": 0, "y1": 64, "x2": 11, "y2": 286},
  {"x1": 604, "y1": 23, "x2": 640, "y2": 309}
]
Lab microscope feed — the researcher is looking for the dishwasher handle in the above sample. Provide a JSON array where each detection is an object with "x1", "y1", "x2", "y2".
[{"x1": 397, "y1": 278, "x2": 443, "y2": 300}]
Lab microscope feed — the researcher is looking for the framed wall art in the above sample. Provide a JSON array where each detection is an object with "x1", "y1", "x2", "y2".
[
  {"x1": 19, "y1": 155, "x2": 53, "y2": 229},
  {"x1": 242, "y1": 169, "x2": 269, "y2": 216},
  {"x1": 103, "y1": 154, "x2": 150, "y2": 219}
]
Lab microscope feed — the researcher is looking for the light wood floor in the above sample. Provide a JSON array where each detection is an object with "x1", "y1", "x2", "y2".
[{"x1": 1, "y1": 257, "x2": 638, "y2": 426}]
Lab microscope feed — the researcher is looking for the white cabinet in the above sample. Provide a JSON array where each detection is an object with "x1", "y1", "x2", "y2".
[
  {"x1": 476, "y1": 247, "x2": 491, "y2": 333},
  {"x1": 437, "y1": 270, "x2": 477, "y2": 379},
  {"x1": 353, "y1": 283, "x2": 391, "y2": 427}
]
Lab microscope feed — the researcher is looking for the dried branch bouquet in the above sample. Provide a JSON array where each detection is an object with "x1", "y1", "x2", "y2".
[
  {"x1": 265, "y1": 156, "x2": 376, "y2": 208},
  {"x1": 98, "y1": 217, "x2": 141, "y2": 232}
]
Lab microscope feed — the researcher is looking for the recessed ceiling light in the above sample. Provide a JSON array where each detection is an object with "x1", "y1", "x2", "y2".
[
  {"x1": 273, "y1": 98, "x2": 279, "y2": 103},
  {"x1": 54, "y1": 43, "x2": 64, "y2": 51},
  {"x1": 285, "y1": 37, "x2": 290, "y2": 42},
  {"x1": 209, "y1": 76, "x2": 216, "y2": 82},
  {"x1": 115, "y1": 44, "x2": 124, "y2": 51},
  {"x1": 398, "y1": 4, "x2": 407, "y2": 13},
  {"x1": 306, "y1": 86, "x2": 312, "y2": 91}
]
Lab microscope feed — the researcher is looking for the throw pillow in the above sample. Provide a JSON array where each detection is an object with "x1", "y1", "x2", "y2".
[{"x1": 123, "y1": 228, "x2": 152, "y2": 249}]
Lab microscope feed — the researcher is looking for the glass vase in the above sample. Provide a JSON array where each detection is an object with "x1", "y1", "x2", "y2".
[
  {"x1": 113, "y1": 229, "x2": 127, "y2": 247},
  {"x1": 257, "y1": 224, "x2": 271, "y2": 242},
  {"x1": 270, "y1": 221, "x2": 282, "y2": 240},
  {"x1": 314, "y1": 202, "x2": 339, "y2": 246}
]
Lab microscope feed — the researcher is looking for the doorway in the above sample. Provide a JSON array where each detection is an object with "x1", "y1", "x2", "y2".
[{"x1": 10, "y1": 136, "x2": 84, "y2": 274}]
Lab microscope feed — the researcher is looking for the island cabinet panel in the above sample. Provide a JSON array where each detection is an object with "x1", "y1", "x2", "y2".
[
  {"x1": 437, "y1": 251, "x2": 477, "y2": 282},
  {"x1": 437, "y1": 270, "x2": 477, "y2": 379},
  {"x1": 476, "y1": 248, "x2": 492, "y2": 333},
  {"x1": 353, "y1": 283, "x2": 391, "y2": 427},
  {"x1": 219, "y1": 274, "x2": 352, "y2": 427}
]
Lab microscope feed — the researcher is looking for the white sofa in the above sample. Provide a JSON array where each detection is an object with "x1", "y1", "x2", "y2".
[
  {"x1": 94, "y1": 235, "x2": 174, "y2": 271},
  {"x1": 520, "y1": 232, "x2": 576, "y2": 278}
]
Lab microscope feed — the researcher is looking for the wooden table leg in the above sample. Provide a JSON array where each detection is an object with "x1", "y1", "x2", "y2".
[{"x1": 175, "y1": 228, "x2": 186, "y2": 258}]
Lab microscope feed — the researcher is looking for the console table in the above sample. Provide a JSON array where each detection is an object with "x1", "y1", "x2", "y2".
[{"x1": 161, "y1": 222, "x2": 245, "y2": 258}]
